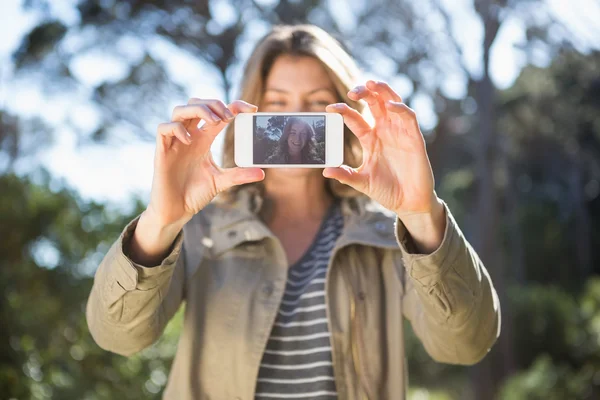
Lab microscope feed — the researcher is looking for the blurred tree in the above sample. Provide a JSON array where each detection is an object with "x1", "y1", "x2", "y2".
[
  {"x1": 499, "y1": 49, "x2": 600, "y2": 285},
  {"x1": 0, "y1": 110, "x2": 52, "y2": 174},
  {"x1": 314, "y1": 119, "x2": 325, "y2": 142},
  {"x1": 267, "y1": 116, "x2": 287, "y2": 130},
  {"x1": 5, "y1": 0, "x2": 600, "y2": 398},
  {"x1": 499, "y1": 278, "x2": 600, "y2": 400},
  {"x1": 491, "y1": 47, "x2": 599, "y2": 400},
  {"x1": 0, "y1": 107, "x2": 183, "y2": 398},
  {"x1": 12, "y1": 0, "x2": 336, "y2": 144},
  {"x1": 0, "y1": 168, "x2": 187, "y2": 399}
]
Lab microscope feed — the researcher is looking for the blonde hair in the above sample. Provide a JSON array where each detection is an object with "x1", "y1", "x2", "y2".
[{"x1": 220, "y1": 24, "x2": 365, "y2": 203}]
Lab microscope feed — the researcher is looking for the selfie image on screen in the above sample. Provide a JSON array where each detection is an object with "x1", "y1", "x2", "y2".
[{"x1": 253, "y1": 115, "x2": 326, "y2": 164}]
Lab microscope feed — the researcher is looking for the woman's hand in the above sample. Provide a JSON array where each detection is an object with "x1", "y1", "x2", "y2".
[
  {"x1": 128, "y1": 98, "x2": 264, "y2": 266},
  {"x1": 146, "y1": 98, "x2": 264, "y2": 228},
  {"x1": 325, "y1": 80, "x2": 446, "y2": 253}
]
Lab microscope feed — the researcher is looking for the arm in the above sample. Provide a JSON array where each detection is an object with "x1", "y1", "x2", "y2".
[
  {"x1": 398, "y1": 200, "x2": 501, "y2": 365},
  {"x1": 85, "y1": 213, "x2": 190, "y2": 357},
  {"x1": 323, "y1": 81, "x2": 500, "y2": 363},
  {"x1": 87, "y1": 98, "x2": 261, "y2": 356}
]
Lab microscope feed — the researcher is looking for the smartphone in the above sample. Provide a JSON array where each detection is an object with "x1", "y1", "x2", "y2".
[{"x1": 234, "y1": 112, "x2": 344, "y2": 168}]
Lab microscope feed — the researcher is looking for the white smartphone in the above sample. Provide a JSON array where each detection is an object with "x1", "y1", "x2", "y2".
[{"x1": 234, "y1": 112, "x2": 344, "y2": 168}]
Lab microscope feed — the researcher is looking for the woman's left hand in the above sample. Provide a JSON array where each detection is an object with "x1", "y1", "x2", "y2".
[{"x1": 325, "y1": 80, "x2": 446, "y2": 252}]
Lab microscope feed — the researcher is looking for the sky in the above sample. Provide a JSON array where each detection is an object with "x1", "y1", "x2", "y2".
[{"x1": 1, "y1": 0, "x2": 599, "y2": 210}]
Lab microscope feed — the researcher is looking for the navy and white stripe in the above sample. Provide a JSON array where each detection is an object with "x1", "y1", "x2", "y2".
[{"x1": 255, "y1": 204, "x2": 344, "y2": 399}]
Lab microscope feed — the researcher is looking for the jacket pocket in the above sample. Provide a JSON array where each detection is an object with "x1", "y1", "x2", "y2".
[
  {"x1": 100, "y1": 258, "x2": 138, "y2": 321},
  {"x1": 427, "y1": 282, "x2": 453, "y2": 319},
  {"x1": 101, "y1": 279, "x2": 127, "y2": 321}
]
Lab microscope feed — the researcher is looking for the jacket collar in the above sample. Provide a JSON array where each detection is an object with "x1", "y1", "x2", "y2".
[{"x1": 205, "y1": 188, "x2": 400, "y2": 257}]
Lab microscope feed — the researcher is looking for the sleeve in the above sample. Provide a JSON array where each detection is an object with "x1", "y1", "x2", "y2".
[
  {"x1": 85, "y1": 214, "x2": 189, "y2": 357},
  {"x1": 397, "y1": 200, "x2": 501, "y2": 365}
]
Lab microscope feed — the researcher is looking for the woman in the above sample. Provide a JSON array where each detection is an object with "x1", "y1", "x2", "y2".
[
  {"x1": 264, "y1": 117, "x2": 324, "y2": 164},
  {"x1": 86, "y1": 25, "x2": 500, "y2": 400}
]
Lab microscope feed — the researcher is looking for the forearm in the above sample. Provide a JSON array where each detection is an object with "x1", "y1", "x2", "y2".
[
  {"x1": 129, "y1": 208, "x2": 187, "y2": 267},
  {"x1": 395, "y1": 196, "x2": 446, "y2": 255}
]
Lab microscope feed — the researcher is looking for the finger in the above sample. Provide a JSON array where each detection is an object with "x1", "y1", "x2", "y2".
[
  {"x1": 228, "y1": 100, "x2": 259, "y2": 115},
  {"x1": 326, "y1": 103, "x2": 371, "y2": 140},
  {"x1": 156, "y1": 122, "x2": 192, "y2": 148},
  {"x1": 323, "y1": 165, "x2": 368, "y2": 194},
  {"x1": 347, "y1": 85, "x2": 386, "y2": 121},
  {"x1": 188, "y1": 98, "x2": 235, "y2": 122},
  {"x1": 215, "y1": 167, "x2": 265, "y2": 193},
  {"x1": 366, "y1": 80, "x2": 402, "y2": 103},
  {"x1": 172, "y1": 104, "x2": 221, "y2": 125},
  {"x1": 385, "y1": 101, "x2": 423, "y2": 140},
  {"x1": 385, "y1": 101, "x2": 418, "y2": 125}
]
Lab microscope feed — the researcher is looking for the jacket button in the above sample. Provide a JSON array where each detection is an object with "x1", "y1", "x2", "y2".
[
  {"x1": 263, "y1": 282, "x2": 274, "y2": 297},
  {"x1": 227, "y1": 230, "x2": 237, "y2": 238},
  {"x1": 375, "y1": 221, "x2": 387, "y2": 232}
]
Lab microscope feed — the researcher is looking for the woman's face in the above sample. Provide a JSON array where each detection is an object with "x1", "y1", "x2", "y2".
[
  {"x1": 287, "y1": 122, "x2": 309, "y2": 156},
  {"x1": 261, "y1": 55, "x2": 337, "y2": 177},
  {"x1": 261, "y1": 55, "x2": 338, "y2": 113}
]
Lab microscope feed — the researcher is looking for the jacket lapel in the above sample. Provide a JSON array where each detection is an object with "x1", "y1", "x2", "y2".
[{"x1": 206, "y1": 190, "x2": 401, "y2": 254}]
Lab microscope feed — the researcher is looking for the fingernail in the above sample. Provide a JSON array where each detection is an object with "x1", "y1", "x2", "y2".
[
  {"x1": 211, "y1": 113, "x2": 221, "y2": 122},
  {"x1": 225, "y1": 110, "x2": 235, "y2": 120}
]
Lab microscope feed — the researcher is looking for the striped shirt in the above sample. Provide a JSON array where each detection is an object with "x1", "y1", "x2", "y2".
[{"x1": 255, "y1": 203, "x2": 344, "y2": 399}]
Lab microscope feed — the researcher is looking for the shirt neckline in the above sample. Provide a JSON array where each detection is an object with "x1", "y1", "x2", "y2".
[{"x1": 288, "y1": 200, "x2": 341, "y2": 269}]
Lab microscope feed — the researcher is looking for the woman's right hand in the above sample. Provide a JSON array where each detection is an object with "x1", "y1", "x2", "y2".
[{"x1": 145, "y1": 98, "x2": 264, "y2": 229}]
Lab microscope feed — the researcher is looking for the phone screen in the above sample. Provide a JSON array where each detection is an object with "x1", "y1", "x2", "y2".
[{"x1": 253, "y1": 115, "x2": 326, "y2": 165}]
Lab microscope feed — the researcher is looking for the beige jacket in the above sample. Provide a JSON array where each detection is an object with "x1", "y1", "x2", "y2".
[{"x1": 86, "y1": 191, "x2": 500, "y2": 400}]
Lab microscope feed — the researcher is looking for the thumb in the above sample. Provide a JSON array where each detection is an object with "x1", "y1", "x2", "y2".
[
  {"x1": 215, "y1": 167, "x2": 265, "y2": 193},
  {"x1": 323, "y1": 165, "x2": 367, "y2": 193},
  {"x1": 229, "y1": 100, "x2": 258, "y2": 115}
]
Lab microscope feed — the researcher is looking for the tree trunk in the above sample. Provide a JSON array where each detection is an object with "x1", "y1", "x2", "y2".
[
  {"x1": 569, "y1": 160, "x2": 592, "y2": 281},
  {"x1": 470, "y1": 72, "x2": 504, "y2": 400},
  {"x1": 470, "y1": 0, "x2": 516, "y2": 396}
]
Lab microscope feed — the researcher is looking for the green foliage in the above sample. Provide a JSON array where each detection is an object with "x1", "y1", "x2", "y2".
[
  {"x1": 500, "y1": 355, "x2": 597, "y2": 400},
  {"x1": 13, "y1": 21, "x2": 68, "y2": 68},
  {"x1": 404, "y1": 321, "x2": 470, "y2": 399},
  {"x1": 500, "y1": 279, "x2": 600, "y2": 400},
  {"x1": 438, "y1": 167, "x2": 476, "y2": 225},
  {"x1": 509, "y1": 285, "x2": 581, "y2": 368},
  {"x1": 0, "y1": 171, "x2": 183, "y2": 399},
  {"x1": 408, "y1": 387, "x2": 456, "y2": 400},
  {"x1": 497, "y1": 49, "x2": 600, "y2": 286}
]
